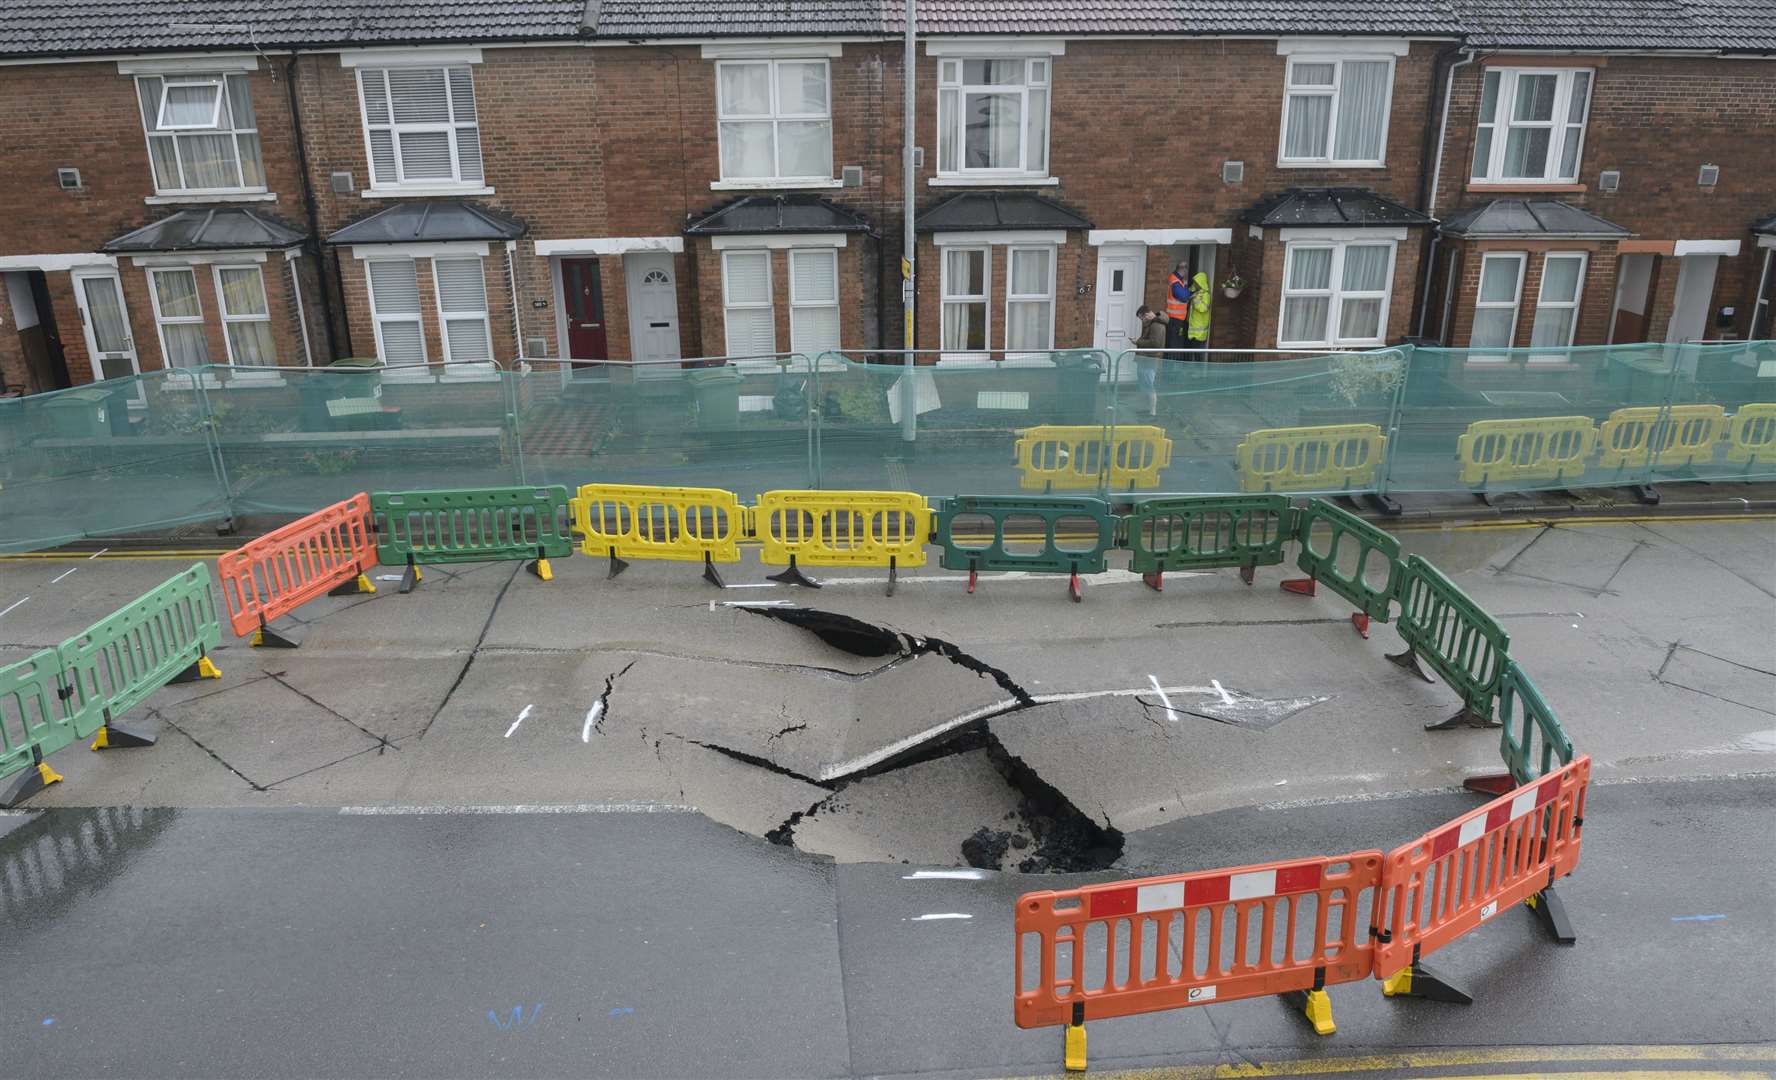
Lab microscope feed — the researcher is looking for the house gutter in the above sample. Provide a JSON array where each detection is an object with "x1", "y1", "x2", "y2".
[{"x1": 1416, "y1": 45, "x2": 1478, "y2": 339}]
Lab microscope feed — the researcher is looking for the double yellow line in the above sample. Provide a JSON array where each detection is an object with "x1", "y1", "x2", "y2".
[{"x1": 1018, "y1": 1044, "x2": 1776, "y2": 1079}]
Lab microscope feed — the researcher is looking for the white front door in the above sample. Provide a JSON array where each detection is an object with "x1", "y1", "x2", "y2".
[
  {"x1": 1666, "y1": 254, "x2": 1720, "y2": 344},
  {"x1": 625, "y1": 252, "x2": 682, "y2": 369},
  {"x1": 1093, "y1": 245, "x2": 1146, "y2": 367},
  {"x1": 71, "y1": 269, "x2": 144, "y2": 396}
]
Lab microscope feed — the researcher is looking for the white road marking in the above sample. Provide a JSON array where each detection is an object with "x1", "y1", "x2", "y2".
[
  {"x1": 1147, "y1": 675, "x2": 1179, "y2": 722},
  {"x1": 908, "y1": 913, "x2": 973, "y2": 921},
  {"x1": 0, "y1": 597, "x2": 29, "y2": 619},
  {"x1": 50, "y1": 568, "x2": 78, "y2": 584},
  {"x1": 824, "y1": 567, "x2": 1210, "y2": 587},
  {"x1": 1031, "y1": 684, "x2": 1220, "y2": 704},
  {"x1": 581, "y1": 701, "x2": 603, "y2": 743},
  {"x1": 375, "y1": 574, "x2": 404, "y2": 582},
  {"x1": 719, "y1": 600, "x2": 794, "y2": 608},
  {"x1": 339, "y1": 803, "x2": 694, "y2": 815},
  {"x1": 87, "y1": 548, "x2": 108, "y2": 560},
  {"x1": 1211, "y1": 679, "x2": 1235, "y2": 706},
  {"x1": 903, "y1": 869, "x2": 986, "y2": 880},
  {"x1": 721, "y1": 582, "x2": 780, "y2": 589},
  {"x1": 504, "y1": 704, "x2": 533, "y2": 739}
]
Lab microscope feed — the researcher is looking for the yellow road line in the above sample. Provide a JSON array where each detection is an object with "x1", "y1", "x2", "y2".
[
  {"x1": 1045, "y1": 1044, "x2": 1776, "y2": 1080},
  {"x1": 1394, "y1": 513, "x2": 1776, "y2": 532}
]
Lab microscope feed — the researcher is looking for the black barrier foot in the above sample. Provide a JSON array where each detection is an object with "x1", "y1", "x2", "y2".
[
  {"x1": 1386, "y1": 647, "x2": 1437, "y2": 684},
  {"x1": 1381, "y1": 960, "x2": 1473, "y2": 1004},
  {"x1": 91, "y1": 711, "x2": 157, "y2": 751},
  {"x1": 168, "y1": 654, "x2": 223, "y2": 684},
  {"x1": 767, "y1": 555, "x2": 822, "y2": 589},
  {"x1": 327, "y1": 572, "x2": 377, "y2": 597},
  {"x1": 702, "y1": 552, "x2": 727, "y2": 589},
  {"x1": 251, "y1": 619, "x2": 302, "y2": 649},
  {"x1": 1628, "y1": 483, "x2": 1661, "y2": 506},
  {"x1": 1366, "y1": 492, "x2": 1404, "y2": 517},
  {"x1": 400, "y1": 556, "x2": 420, "y2": 595},
  {"x1": 885, "y1": 557, "x2": 897, "y2": 598},
  {"x1": 608, "y1": 550, "x2": 631, "y2": 580},
  {"x1": 1, "y1": 752, "x2": 63, "y2": 808},
  {"x1": 1527, "y1": 886, "x2": 1577, "y2": 944},
  {"x1": 1425, "y1": 706, "x2": 1496, "y2": 731}
]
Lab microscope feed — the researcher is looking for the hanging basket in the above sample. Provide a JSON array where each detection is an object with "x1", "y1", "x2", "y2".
[{"x1": 1222, "y1": 286, "x2": 1245, "y2": 300}]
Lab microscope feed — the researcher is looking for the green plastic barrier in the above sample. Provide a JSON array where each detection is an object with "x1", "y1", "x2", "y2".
[
  {"x1": 0, "y1": 648, "x2": 77, "y2": 786},
  {"x1": 1288, "y1": 498, "x2": 1402, "y2": 625},
  {"x1": 1387, "y1": 553, "x2": 1510, "y2": 730},
  {"x1": 1124, "y1": 495, "x2": 1294, "y2": 589},
  {"x1": 935, "y1": 495, "x2": 1118, "y2": 601},
  {"x1": 371, "y1": 486, "x2": 574, "y2": 589},
  {"x1": 1495, "y1": 661, "x2": 1574, "y2": 787},
  {"x1": 60, "y1": 562, "x2": 223, "y2": 749}
]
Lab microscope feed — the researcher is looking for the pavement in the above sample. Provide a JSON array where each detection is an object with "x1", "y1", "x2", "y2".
[{"x1": 0, "y1": 503, "x2": 1771, "y2": 1076}]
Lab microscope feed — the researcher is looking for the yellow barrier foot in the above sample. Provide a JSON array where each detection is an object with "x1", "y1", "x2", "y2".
[
  {"x1": 528, "y1": 557, "x2": 554, "y2": 582},
  {"x1": 1, "y1": 750, "x2": 63, "y2": 808},
  {"x1": 170, "y1": 653, "x2": 224, "y2": 683},
  {"x1": 327, "y1": 573, "x2": 377, "y2": 597},
  {"x1": 251, "y1": 619, "x2": 302, "y2": 649},
  {"x1": 1280, "y1": 988, "x2": 1336, "y2": 1035},
  {"x1": 198, "y1": 655, "x2": 222, "y2": 680},
  {"x1": 1527, "y1": 885, "x2": 1577, "y2": 944},
  {"x1": 767, "y1": 555, "x2": 821, "y2": 589},
  {"x1": 1063, "y1": 1013, "x2": 1087, "y2": 1072},
  {"x1": 702, "y1": 552, "x2": 727, "y2": 589},
  {"x1": 1384, "y1": 645, "x2": 1437, "y2": 684},
  {"x1": 1381, "y1": 959, "x2": 1472, "y2": 1004}
]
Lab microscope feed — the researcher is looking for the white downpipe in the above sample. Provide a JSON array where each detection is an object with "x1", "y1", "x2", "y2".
[
  {"x1": 1417, "y1": 48, "x2": 1478, "y2": 339},
  {"x1": 505, "y1": 241, "x2": 524, "y2": 364},
  {"x1": 899, "y1": 0, "x2": 917, "y2": 443}
]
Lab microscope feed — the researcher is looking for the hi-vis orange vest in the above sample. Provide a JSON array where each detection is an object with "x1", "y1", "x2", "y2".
[{"x1": 1165, "y1": 273, "x2": 1191, "y2": 321}]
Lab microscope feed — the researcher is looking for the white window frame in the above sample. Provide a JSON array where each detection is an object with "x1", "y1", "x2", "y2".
[
  {"x1": 721, "y1": 249, "x2": 777, "y2": 357},
  {"x1": 786, "y1": 248, "x2": 840, "y2": 355},
  {"x1": 156, "y1": 77, "x2": 226, "y2": 130},
  {"x1": 1528, "y1": 251, "x2": 1588, "y2": 358},
  {"x1": 940, "y1": 244, "x2": 992, "y2": 356},
  {"x1": 1468, "y1": 251, "x2": 1528, "y2": 361},
  {"x1": 1471, "y1": 67, "x2": 1593, "y2": 185},
  {"x1": 714, "y1": 58, "x2": 834, "y2": 185},
  {"x1": 135, "y1": 73, "x2": 265, "y2": 195},
  {"x1": 210, "y1": 263, "x2": 276, "y2": 367},
  {"x1": 1277, "y1": 55, "x2": 1395, "y2": 168},
  {"x1": 937, "y1": 56, "x2": 1052, "y2": 179},
  {"x1": 356, "y1": 66, "x2": 483, "y2": 190},
  {"x1": 146, "y1": 265, "x2": 209, "y2": 369},
  {"x1": 1276, "y1": 239, "x2": 1398, "y2": 349},
  {"x1": 430, "y1": 256, "x2": 495, "y2": 368},
  {"x1": 1003, "y1": 245, "x2": 1057, "y2": 355},
  {"x1": 365, "y1": 257, "x2": 426, "y2": 366}
]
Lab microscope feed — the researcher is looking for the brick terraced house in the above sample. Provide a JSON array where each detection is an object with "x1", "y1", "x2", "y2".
[{"x1": 0, "y1": 0, "x2": 1770, "y2": 396}]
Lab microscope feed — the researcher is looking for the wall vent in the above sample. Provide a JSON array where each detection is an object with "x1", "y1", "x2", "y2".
[
  {"x1": 1221, "y1": 160, "x2": 1245, "y2": 184},
  {"x1": 524, "y1": 336, "x2": 548, "y2": 358},
  {"x1": 56, "y1": 168, "x2": 81, "y2": 190},
  {"x1": 912, "y1": 146, "x2": 924, "y2": 169},
  {"x1": 1597, "y1": 170, "x2": 1621, "y2": 193},
  {"x1": 330, "y1": 171, "x2": 355, "y2": 194},
  {"x1": 1698, "y1": 163, "x2": 1719, "y2": 187},
  {"x1": 841, "y1": 165, "x2": 862, "y2": 188}
]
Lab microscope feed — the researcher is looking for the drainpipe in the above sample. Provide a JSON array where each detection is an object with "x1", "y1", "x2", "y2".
[
  {"x1": 284, "y1": 52, "x2": 340, "y2": 360},
  {"x1": 505, "y1": 241, "x2": 524, "y2": 363},
  {"x1": 1416, "y1": 47, "x2": 1477, "y2": 339}
]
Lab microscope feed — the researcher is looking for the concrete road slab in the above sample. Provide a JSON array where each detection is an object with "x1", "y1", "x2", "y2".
[
  {"x1": 1655, "y1": 643, "x2": 1775, "y2": 717},
  {"x1": 154, "y1": 676, "x2": 382, "y2": 789},
  {"x1": 0, "y1": 556, "x2": 220, "y2": 660},
  {"x1": 26, "y1": 714, "x2": 261, "y2": 805},
  {"x1": 1490, "y1": 523, "x2": 1644, "y2": 595},
  {"x1": 295, "y1": 562, "x2": 516, "y2": 656},
  {"x1": 257, "y1": 654, "x2": 466, "y2": 741},
  {"x1": 793, "y1": 748, "x2": 1027, "y2": 866}
]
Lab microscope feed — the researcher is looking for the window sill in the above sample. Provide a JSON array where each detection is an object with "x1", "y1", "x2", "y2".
[
  {"x1": 928, "y1": 176, "x2": 1059, "y2": 187},
  {"x1": 1275, "y1": 160, "x2": 1386, "y2": 170},
  {"x1": 381, "y1": 363, "x2": 500, "y2": 383},
  {"x1": 360, "y1": 186, "x2": 496, "y2": 199},
  {"x1": 146, "y1": 191, "x2": 277, "y2": 205},
  {"x1": 1466, "y1": 182, "x2": 1588, "y2": 193},
  {"x1": 162, "y1": 368, "x2": 289, "y2": 389},
  {"x1": 710, "y1": 178, "x2": 844, "y2": 191}
]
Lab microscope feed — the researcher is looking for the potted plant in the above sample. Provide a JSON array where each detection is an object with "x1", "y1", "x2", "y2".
[{"x1": 1221, "y1": 273, "x2": 1246, "y2": 300}]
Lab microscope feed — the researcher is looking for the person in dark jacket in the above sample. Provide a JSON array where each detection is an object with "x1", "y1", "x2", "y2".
[{"x1": 1133, "y1": 305, "x2": 1168, "y2": 415}]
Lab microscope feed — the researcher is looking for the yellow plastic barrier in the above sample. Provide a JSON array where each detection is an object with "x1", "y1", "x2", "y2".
[
  {"x1": 1235, "y1": 424, "x2": 1387, "y2": 493},
  {"x1": 571, "y1": 483, "x2": 744, "y2": 585},
  {"x1": 1598, "y1": 405, "x2": 1726, "y2": 470},
  {"x1": 754, "y1": 490, "x2": 930, "y2": 592},
  {"x1": 1725, "y1": 403, "x2": 1776, "y2": 467},
  {"x1": 1455, "y1": 416, "x2": 1597, "y2": 488},
  {"x1": 1014, "y1": 425, "x2": 1173, "y2": 491}
]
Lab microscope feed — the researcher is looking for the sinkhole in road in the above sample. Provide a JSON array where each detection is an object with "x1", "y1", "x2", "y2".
[{"x1": 738, "y1": 606, "x2": 1125, "y2": 873}]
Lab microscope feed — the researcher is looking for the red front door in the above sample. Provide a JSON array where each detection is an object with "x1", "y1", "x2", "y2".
[{"x1": 562, "y1": 258, "x2": 609, "y2": 363}]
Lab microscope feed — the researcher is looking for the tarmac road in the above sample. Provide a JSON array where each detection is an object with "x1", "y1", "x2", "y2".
[{"x1": 0, "y1": 775, "x2": 1770, "y2": 1079}]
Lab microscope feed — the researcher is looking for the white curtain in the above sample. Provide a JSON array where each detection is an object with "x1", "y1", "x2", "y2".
[
  {"x1": 720, "y1": 122, "x2": 775, "y2": 179},
  {"x1": 154, "y1": 270, "x2": 201, "y2": 318},
  {"x1": 1006, "y1": 301, "x2": 1051, "y2": 350},
  {"x1": 179, "y1": 133, "x2": 239, "y2": 188},
  {"x1": 1333, "y1": 61, "x2": 1389, "y2": 161},
  {"x1": 943, "y1": 302, "x2": 986, "y2": 351},
  {"x1": 1287, "y1": 247, "x2": 1333, "y2": 290},
  {"x1": 965, "y1": 93, "x2": 1021, "y2": 169},
  {"x1": 776, "y1": 120, "x2": 830, "y2": 178},
  {"x1": 1281, "y1": 297, "x2": 1329, "y2": 344}
]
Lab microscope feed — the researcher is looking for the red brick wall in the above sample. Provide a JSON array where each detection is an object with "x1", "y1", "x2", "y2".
[
  {"x1": 1434, "y1": 55, "x2": 1776, "y2": 342},
  {"x1": 1443, "y1": 240, "x2": 1617, "y2": 350}
]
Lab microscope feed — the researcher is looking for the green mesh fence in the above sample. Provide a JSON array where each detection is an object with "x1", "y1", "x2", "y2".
[{"x1": 0, "y1": 342, "x2": 1770, "y2": 552}]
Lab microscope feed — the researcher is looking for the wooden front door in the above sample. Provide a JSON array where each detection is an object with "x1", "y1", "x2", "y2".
[{"x1": 562, "y1": 258, "x2": 609, "y2": 365}]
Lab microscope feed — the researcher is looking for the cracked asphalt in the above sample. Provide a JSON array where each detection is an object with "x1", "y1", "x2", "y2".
[{"x1": 0, "y1": 511, "x2": 1771, "y2": 1076}]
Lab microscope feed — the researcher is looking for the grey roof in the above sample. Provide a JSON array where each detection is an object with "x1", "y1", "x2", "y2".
[
  {"x1": 1241, "y1": 188, "x2": 1435, "y2": 228},
  {"x1": 1454, "y1": 0, "x2": 1776, "y2": 52},
  {"x1": 887, "y1": 0, "x2": 1461, "y2": 36},
  {"x1": 1439, "y1": 199, "x2": 1630, "y2": 238},
  {"x1": 327, "y1": 201, "x2": 526, "y2": 245},
  {"x1": 1754, "y1": 212, "x2": 1776, "y2": 235},
  {"x1": 595, "y1": 0, "x2": 881, "y2": 38},
  {"x1": 102, "y1": 208, "x2": 305, "y2": 252},
  {"x1": 916, "y1": 191, "x2": 1092, "y2": 232},
  {"x1": 0, "y1": 0, "x2": 585, "y2": 58},
  {"x1": 684, "y1": 194, "x2": 874, "y2": 235}
]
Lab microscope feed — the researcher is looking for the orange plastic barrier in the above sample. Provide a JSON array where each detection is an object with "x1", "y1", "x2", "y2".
[
  {"x1": 1373, "y1": 755, "x2": 1589, "y2": 980},
  {"x1": 1016, "y1": 851, "x2": 1381, "y2": 1062},
  {"x1": 218, "y1": 492, "x2": 377, "y2": 647}
]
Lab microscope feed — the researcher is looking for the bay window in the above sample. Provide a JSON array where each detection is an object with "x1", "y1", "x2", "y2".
[
  {"x1": 1278, "y1": 240, "x2": 1396, "y2": 348},
  {"x1": 366, "y1": 259, "x2": 425, "y2": 364},
  {"x1": 1530, "y1": 252, "x2": 1588, "y2": 353},
  {"x1": 940, "y1": 247, "x2": 989, "y2": 352},
  {"x1": 937, "y1": 58, "x2": 1050, "y2": 177},
  {"x1": 722, "y1": 250, "x2": 777, "y2": 356},
  {"x1": 148, "y1": 267, "x2": 210, "y2": 368},
  {"x1": 1471, "y1": 68, "x2": 1592, "y2": 184},
  {"x1": 213, "y1": 265, "x2": 276, "y2": 366},
  {"x1": 716, "y1": 60, "x2": 833, "y2": 184},
  {"x1": 1469, "y1": 252, "x2": 1527, "y2": 356},
  {"x1": 1279, "y1": 57, "x2": 1393, "y2": 166},
  {"x1": 358, "y1": 66, "x2": 484, "y2": 189},
  {"x1": 1005, "y1": 246, "x2": 1056, "y2": 352},
  {"x1": 788, "y1": 249, "x2": 840, "y2": 356},
  {"x1": 136, "y1": 74, "x2": 265, "y2": 194}
]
